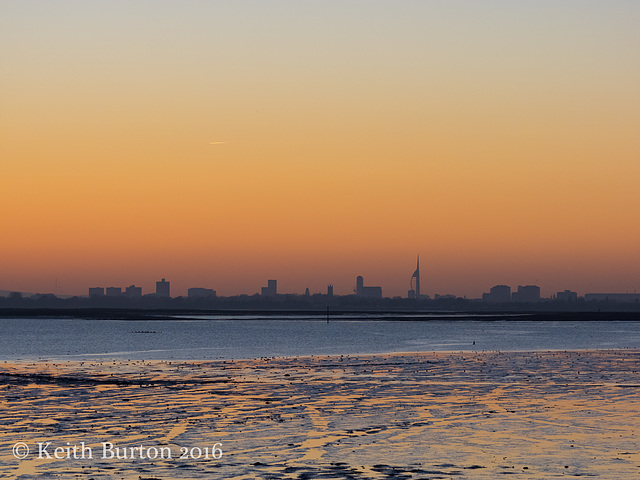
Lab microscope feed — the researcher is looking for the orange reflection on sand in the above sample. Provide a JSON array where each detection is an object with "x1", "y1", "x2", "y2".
[{"x1": 1, "y1": 351, "x2": 640, "y2": 478}]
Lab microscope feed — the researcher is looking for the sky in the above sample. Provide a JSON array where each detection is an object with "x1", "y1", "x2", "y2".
[{"x1": 1, "y1": 1, "x2": 639, "y2": 298}]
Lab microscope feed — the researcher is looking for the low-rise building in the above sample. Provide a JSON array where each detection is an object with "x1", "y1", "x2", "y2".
[{"x1": 188, "y1": 287, "x2": 216, "y2": 298}]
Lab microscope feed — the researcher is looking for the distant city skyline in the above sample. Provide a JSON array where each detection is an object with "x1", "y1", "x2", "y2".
[
  {"x1": 4, "y1": 278, "x2": 640, "y2": 306},
  {"x1": 2, "y1": 258, "x2": 638, "y2": 302},
  {"x1": 2, "y1": 2, "x2": 638, "y2": 300},
  {"x1": 3, "y1": 271, "x2": 639, "y2": 299}
]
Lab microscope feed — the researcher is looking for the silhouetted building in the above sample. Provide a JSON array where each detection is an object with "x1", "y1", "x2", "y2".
[
  {"x1": 106, "y1": 287, "x2": 122, "y2": 297},
  {"x1": 482, "y1": 285, "x2": 511, "y2": 303},
  {"x1": 512, "y1": 285, "x2": 540, "y2": 302},
  {"x1": 156, "y1": 278, "x2": 170, "y2": 298},
  {"x1": 89, "y1": 287, "x2": 105, "y2": 297},
  {"x1": 585, "y1": 293, "x2": 640, "y2": 303},
  {"x1": 408, "y1": 255, "x2": 421, "y2": 299},
  {"x1": 125, "y1": 285, "x2": 142, "y2": 298},
  {"x1": 356, "y1": 275, "x2": 382, "y2": 299},
  {"x1": 556, "y1": 290, "x2": 577, "y2": 302},
  {"x1": 356, "y1": 276, "x2": 363, "y2": 295},
  {"x1": 327, "y1": 284, "x2": 333, "y2": 297},
  {"x1": 261, "y1": 279, "x2": 277, "y2": 296},
  {"x1": 188, "y1": 287, "x2": 216, "y2": 298},
  {"x1": 434, "y1": 294, "x2": 457, "y2": 300}
]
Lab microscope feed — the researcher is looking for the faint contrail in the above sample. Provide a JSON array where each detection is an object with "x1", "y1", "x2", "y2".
[{"x1": 209, "y1": 141, "x2": 227, "y2": 145}]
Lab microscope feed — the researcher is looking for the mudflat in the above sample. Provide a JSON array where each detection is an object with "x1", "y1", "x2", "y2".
[{"x1": 1, "y1": 350, "x2": 639, "y2": 479}]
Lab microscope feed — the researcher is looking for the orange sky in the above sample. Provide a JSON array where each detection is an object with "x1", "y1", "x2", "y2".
[{"x1": 1, "y1": 1, "x2": 639, "y2": 298}]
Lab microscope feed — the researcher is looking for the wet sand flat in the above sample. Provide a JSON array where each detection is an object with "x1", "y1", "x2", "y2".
[{"x1": 1, "y1": 350, "x2": 639, "y2": 479}]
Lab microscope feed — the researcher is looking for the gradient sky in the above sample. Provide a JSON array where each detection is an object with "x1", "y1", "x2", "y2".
[{"x1": 1, "y1": 1, "x2": 639, "y2": 298}]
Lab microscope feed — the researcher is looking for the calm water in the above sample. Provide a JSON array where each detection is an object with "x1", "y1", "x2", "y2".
[{"x1": 0, "y1": 315, "x2": 639, "y2": 361}]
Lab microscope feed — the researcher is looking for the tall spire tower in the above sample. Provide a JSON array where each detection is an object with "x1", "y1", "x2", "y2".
[
  {"x1": 414, "y1": 255, "x2": 421, "y2": 299},
  {"x1": 409, "y1": 255, "x2": 421, "y2": 299}
]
